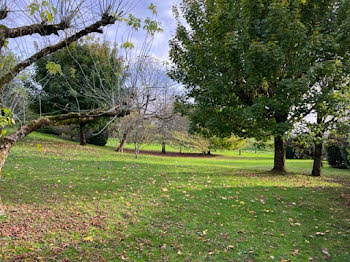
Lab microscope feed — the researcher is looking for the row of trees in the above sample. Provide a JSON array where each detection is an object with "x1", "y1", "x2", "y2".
[
  {"x1": 169, "y1": 0, "x2": 350, "y2": 176},
  {"x1": 112, "y1": 110, "x2": 249, "y2": 158}
]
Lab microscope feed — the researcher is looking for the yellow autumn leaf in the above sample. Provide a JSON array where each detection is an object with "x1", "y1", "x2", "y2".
[{"x1": 83, "y1": 236, "x2": 93, "y2": 242}]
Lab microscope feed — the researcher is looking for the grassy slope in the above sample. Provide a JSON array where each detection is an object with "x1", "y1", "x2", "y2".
[{"x1": 0, "y1": 133, "x2": 349, "y2": 261}]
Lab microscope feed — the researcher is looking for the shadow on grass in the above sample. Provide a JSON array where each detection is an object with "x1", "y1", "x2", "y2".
[{"x1": 1, "y1": 182, "x2": 349, "y2": 261}]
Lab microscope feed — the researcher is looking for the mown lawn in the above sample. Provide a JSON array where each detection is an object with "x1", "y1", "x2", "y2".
[{"x1": 1, "y1": 133, "x2": 349, "y2": 261}]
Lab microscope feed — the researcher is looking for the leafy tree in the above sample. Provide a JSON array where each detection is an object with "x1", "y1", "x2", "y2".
[
  {"x1": 32, "y1": 38, "x2": 124, "y2": 145},
  {"x1": 304, "y1": 61, "x2": 349, "y2": 176},
  {"x1": 209, "y1": 136, "x2": 247, "y2": 155},
  {"x1": 169, "y1": 0, "x2": 350, "y2": 173}
]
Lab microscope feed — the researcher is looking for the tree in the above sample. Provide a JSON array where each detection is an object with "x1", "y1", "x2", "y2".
[
  {"x1": 115, "y1": 57, "x2": 172, "y2": 152},
  {"x1": 209, "y1": 136, "x2": 247, "y2": 155},
  {"x1": 169, "y1": 0, "x2": 350, "y2": 173},
  {"x1": 304, "y1": 61, "x2": 349, "y2": 176},
  {"x1": 127, "y1": 112, "x2": 155, "y2": 158},
  {"x1": 0, "y1": 0, "x2": 163, "y2": 174},
  {"x1": 32, "y1": 38, "x2": 124, "y2": 145}
]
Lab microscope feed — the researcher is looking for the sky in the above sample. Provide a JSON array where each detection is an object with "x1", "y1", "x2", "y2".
[
  {"x1": 6, "y1": 0, "x2": 180, "y2": 62},
  {"x1": 123, "y1": 0, "x2": 180, "y2": 61}
]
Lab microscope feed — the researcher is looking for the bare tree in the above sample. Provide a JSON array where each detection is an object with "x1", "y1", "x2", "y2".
[
  {"x1": 114, "y1": 57, "x2": 170, "y2": 152},
  {"x1": 127, "y1": 112, "x2": 154, "y2": 158}
]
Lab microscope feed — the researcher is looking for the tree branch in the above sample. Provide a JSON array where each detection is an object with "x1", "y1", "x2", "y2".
[
  {"x1": 0, "y1": 106, "x2": 130, "y2": 150},
  {"x1": 0, "y1": 21, "x2": 70, "y2": 41},
  {"x1": 0, "y1": 12, "x2": 120, "y2": 89}
]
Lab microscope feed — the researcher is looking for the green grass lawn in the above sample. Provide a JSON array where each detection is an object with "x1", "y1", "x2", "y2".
[{"x1": 1, "y1": 133, "x2": 349, "y2": 261}]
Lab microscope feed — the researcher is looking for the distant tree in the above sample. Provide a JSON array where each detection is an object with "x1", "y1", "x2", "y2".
[
  {"x1": 209, "y1": 136, "x2": 247, "y2": 155},
  {"x1": 115, "y1": 57, "x2": 174, "y2": 153},
  {"x1": 170, "y1": 131, "x2": 194, "y2": 154},
  {"x1": 128, "y1": 112, "x2": 155, "y2": 158}
]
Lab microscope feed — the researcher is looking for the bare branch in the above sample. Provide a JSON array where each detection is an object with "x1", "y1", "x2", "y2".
[{"x1": 0, "y1": 12, "x2": 120, "y2": 88}]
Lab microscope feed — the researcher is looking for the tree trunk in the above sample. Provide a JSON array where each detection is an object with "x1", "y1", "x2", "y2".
[
  {"x1": 116, "y1": 129, "x2": 130, "y2": 153},
  {"x1": 272, "y1": 136, "x2": 286, "y2": 173},
  {"x1": 79, "y1": 123, "x2": 87, "y2": 146},
  {"x1": 312, "y1": 142, "x2": 323, "y2": 177},
  {"x1": 134, "y1": 143, "x2": 139, "y2": 159},
  {"x1": 162, "y1": 142, "x2": 166, "y2": 154},
  {"x1": 239, "y1": 149, "x2": 242, "y2": 155},
  {"x1": 0, "y1": 147, "x2": 11, "y2": 215}
]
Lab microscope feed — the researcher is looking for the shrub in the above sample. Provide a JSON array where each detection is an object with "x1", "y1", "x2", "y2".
[
  {"x1": 326, "y1": 145, "x2": 349, "y2": 169},
  {"x1": 86, "y1": 129, "x2": 109, "y2": 146},
  {"x1": 38, "y1": 126, "x2": 62, "y2": 136},
  {"x1": 285, "y1": 138, "x2": 313, "y2": 159},
  {"x1": 286, "y1": 146, "x2": 296, "y2": 159}
]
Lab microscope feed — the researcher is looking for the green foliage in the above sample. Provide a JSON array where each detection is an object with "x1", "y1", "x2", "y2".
[
  {"x1": 286, "y1": 146, "x2": 296, "y2": 160},
  {"x1": 326, "y1": 145, "x2": 349, "y2": 169},
  {"x1": 28, "y1": 0, "x2": 56, "y2": 23},
  {"x1": 32, "y1": 38, "x2": 124, "y2": 115},
  {"x1": 285, "y1": 138, "x2": 313, "y2": 160},
  {"x1": 209, "y1": 136, "x2": 247, "y2": 151},
  {"x1": 0, "y1": 107, "x2": 15, "y2": 137},
  {"x1": 169, "y1": 0, "x2": 350, "y2": 143},
  {"x1": 86, "y1": 118, "x2": 110, "y2": 147},
  {"x1": 45, "y1": 61, "x2": 62, "y2": 75},
  {"x1": 87, "y1": 130, "x2": 109, "y2": 147}
]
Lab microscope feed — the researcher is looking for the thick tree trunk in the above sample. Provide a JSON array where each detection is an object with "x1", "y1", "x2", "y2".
[
  {"x1": 79, "y1": 123, "x2": 87, "y2": 146},
  {"x1": 116, "y1": 129, "x2": 130, "y2": 153},
  {"x1": 272, "y1": 136, "x2": 286, "y2": 173},
  {"x1": 312, "y1": 142, "x2": 323, "y2": 177},
  {"x1": 162, "y1": 142, "x2": 166, "y2": 154}
]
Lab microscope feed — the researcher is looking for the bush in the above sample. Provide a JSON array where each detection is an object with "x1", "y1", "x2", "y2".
[
  {"x1": 86, "y1": 129, "x2": 109, "y2": 146},
  {"x1": 286, "y1": 146, "x2": 296, "y2": 159},
  {"x1": 285, "y1": 138, "x2": 313, "y2": 159},
  {"x1": 326, "y1": 145, "x2": 349, "y2": 169},
  {"x1": 38, "y1": 126, "x2": 63, "y2": 136}
]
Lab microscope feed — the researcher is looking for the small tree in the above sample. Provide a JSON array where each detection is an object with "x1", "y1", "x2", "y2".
[
  {"x1": 209, "y1": 136, "x2": 247, "y2": 155},
  {"x1": 302, "y1": 60, "x2": 350, "y2": 176},
  {"x1": 128, "y1": 113, "x2": 155, "y2": 158}
]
